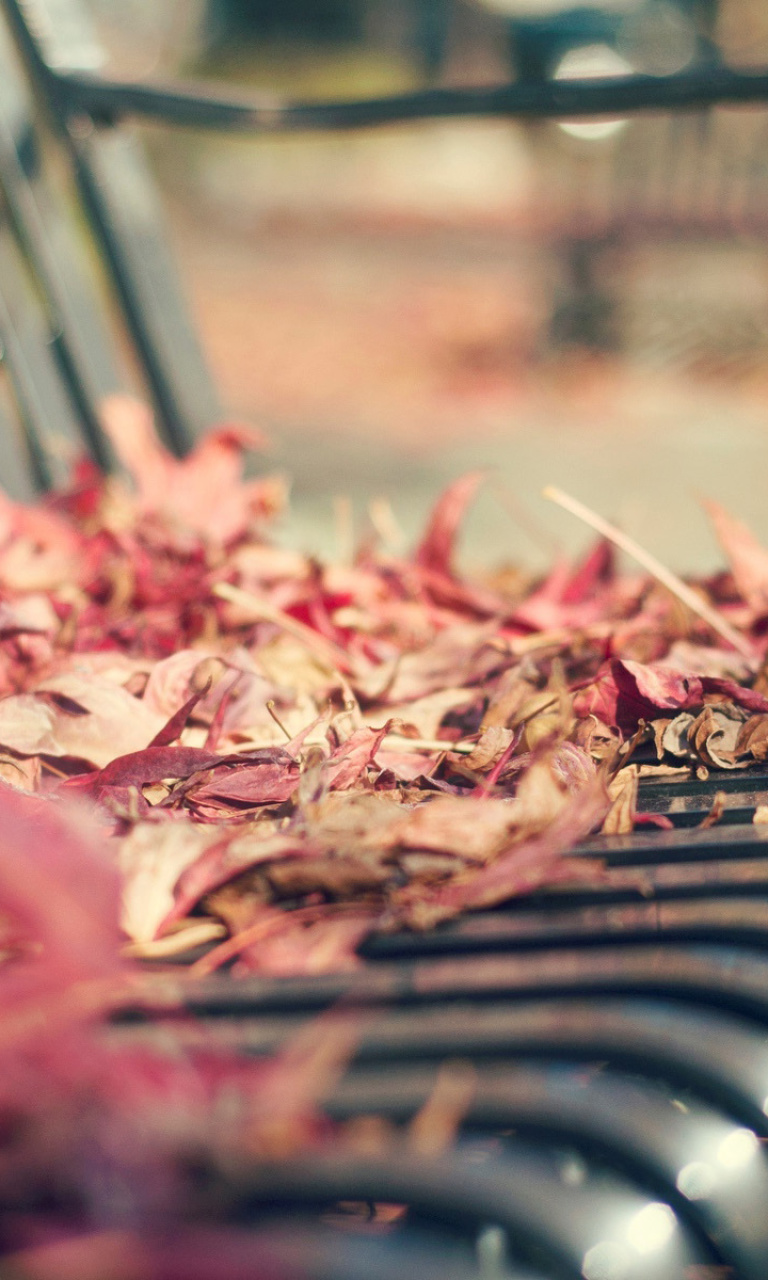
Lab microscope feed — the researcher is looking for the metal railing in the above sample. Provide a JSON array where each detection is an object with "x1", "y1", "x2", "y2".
[{"x1": 2, "y1": 0, "x2": 768, "y2": 481}]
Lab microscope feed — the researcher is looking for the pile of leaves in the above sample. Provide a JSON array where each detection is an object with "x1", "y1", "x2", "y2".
[
  {"x1": 5, "y1": 397, "x2": 768, "y2": 1274},
  {"x1": 1, "y1": 777, "x2": 469, "y2": 1278},
  {"x1": 2, "y1": 397, "x2": 768, "y2": 983}
]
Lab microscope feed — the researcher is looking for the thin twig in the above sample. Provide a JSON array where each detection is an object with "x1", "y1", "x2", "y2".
[
  {"x1": 266, "y1": 700, "x2": 292, "y2": 742},
  {"x1": 543, "y1": 486, "x2": 755, "y2": 662}
]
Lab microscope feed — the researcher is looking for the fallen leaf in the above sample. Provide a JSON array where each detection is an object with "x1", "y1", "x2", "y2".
[
  {"x1": 687, "y1": 703, "x2": 749, "y2": 770},
  {"x1": 602, "y1": 766, "x2": 638, "y2": 835},
  {"x1": 704, "y1": 498, "x2": 768, "y2": 612}
]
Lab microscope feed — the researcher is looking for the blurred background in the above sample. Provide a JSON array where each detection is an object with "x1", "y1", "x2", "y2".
[{"x1": 56, "y1": 2, "x2": 768, "y2": 567}]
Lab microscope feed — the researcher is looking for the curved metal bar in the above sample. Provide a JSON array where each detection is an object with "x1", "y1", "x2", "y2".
[
  {"x1": 107, "y1": 995, "x2": 768, "y2": 1139},
  {"x1": 219, "y1": 1149, "x2": 712, "y2": 1280},
  {"x1": 328, "y1": 1065, "x2": 768, "y2": 1280},
  {"x1": 126, "y1": 943, "x2": 768, "y2": 1026},
  {"x1": 51, "y1": 65, "x2": 768, "y2": 135}
]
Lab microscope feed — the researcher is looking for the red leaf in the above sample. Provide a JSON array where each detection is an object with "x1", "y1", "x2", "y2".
[
  {"x1": 560, "y1": 538, "x2": 615, "y2": 605},
  {"x1": 204, "y1": 671, "x2": 242, "y2": 750},
  {"x1": 636, "y1": 813, "x2": 675, "y2": 829},
  {"x1": 609, "y1": 659, "x2": 703, "y2": 731},
  {"x1": 187, "y1": 761, "x2": 299, "y2": 806},
  {"x1": 700, "y1": 677, "x2": 768, "y2": 714},
  {"x1": 147, "y1": 683, "x2": 210, "y2": 748},
  {"x1": 64, "y1": 746, "x2": 227, "y2": 795},
  {"x1": 414, "y1": 471, "x2": 485, "y2": 577},
  {"x1": 326, "y1": 723, "x2": 392, "y2": 790}
]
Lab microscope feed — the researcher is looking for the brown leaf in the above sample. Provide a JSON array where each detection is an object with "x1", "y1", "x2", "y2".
[
  {"x1": 699, "y1": 791, "x2": 727, "y2": 830},
  {"x1": 657, "y1": 712, "x2": 696, "y2": 760},
  {"x1": 601, "y1": 766, "x2": 638, "y2": 835},
  {"x1": 387, "y1": 795, "x2": 517, "y2": 862},
  {"x1": 736, "y1": 714, "x2": 768, "y2": 761},
  {"x1": 353, "y1": 622, "x2": 503, "y2": 704},
  {"x1": 393, "y1": 778, "x2": 608, "y2": 928},
  {"x1": 464, "y1": 726, "x2": 515, "y2": 772},
  {"x1": 160, "y1": 827, "x2": 306, "y2": 933},
  {"x1": 481, "y1": 670, "x2": 536, "y2": 731},
  {"x1": 381, "y1": 687, "x2": 479, "y2": 740},
  {"x1": 688, "y1": 703, "x2": 749, "y2": 770},
  {"x1": 572, "y1": 716, "x2": 620, "y2": 763},
  {"x1": 266, "y1": 855, "x2": 391, "y2": 900}
]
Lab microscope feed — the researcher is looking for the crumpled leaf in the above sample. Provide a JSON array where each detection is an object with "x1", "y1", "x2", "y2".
[
  {"x1": 736, "y1": 714, "x2": 768, "y2": 762},
  {"x1": 384, "y1": 795, "x2": 521, "y2": 862},
  {"x1": 325, "y1": 722, "x2": 393, "y2": 790},
  {"x1": 687, "y1": 702, "x2": 750, "y2": 770},
  {"x1": 158, "y1": 827, "x2": 308, "y2": 935},
  {"x1": 383, "y1": 686, "x2": 478, "y2": 739},
  {"x1": 354, "y1": 621, "x2": 503, "y2": 704},
  {"x1": 656, "y1": 712, "x2": 696, "y2": 759},
  {"x1": 572, "y1": 715, "x2": 620, "y2": 762},
  {"x1": 550, "y1": 742, "x2": 597, "y2": 793},
  {"x1": 101, "y1": 394, "x2": 282, "y2": 542}
]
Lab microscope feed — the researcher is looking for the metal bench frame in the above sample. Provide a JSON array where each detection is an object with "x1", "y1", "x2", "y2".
[{"x1": 1, "y1": 0, "x2": 768, "y2": 488}]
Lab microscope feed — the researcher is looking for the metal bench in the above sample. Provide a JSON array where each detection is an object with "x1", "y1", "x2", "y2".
[{"x1": 4, "y1": 3, "x2": 768, "y2": 1276}]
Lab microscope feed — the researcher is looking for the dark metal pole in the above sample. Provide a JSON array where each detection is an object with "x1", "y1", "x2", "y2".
[
  {"x1": 50, "y1": 64, "x2": 768, "y2": 135},
  {"x1": 0, "y1": 113, "x2": 116, "y2": 471}
]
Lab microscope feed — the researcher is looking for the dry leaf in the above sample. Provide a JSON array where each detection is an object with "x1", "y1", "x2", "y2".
[{"x1": 602, "y1": 765, "x2": 638, "y2": 835}]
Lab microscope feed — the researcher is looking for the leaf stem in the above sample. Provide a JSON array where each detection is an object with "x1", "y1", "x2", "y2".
[{"x1": 543, "y1": 486, "x2": 755, "y2": 663}]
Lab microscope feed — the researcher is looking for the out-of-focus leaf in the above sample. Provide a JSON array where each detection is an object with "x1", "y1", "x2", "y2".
[{"x1": 705, "y1": 498, "x2": 768, "y2": 612}]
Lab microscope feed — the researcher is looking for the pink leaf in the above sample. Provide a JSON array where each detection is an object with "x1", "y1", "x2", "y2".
[
  {"x1": 326, "y1": 723, "x2": 392, "y2": 790},
  {"x1": 160, "y1": 833, "x2": 309, "y2": 934},
  {"x1": 187, "y1": 761, "x2": 300, "y2": 806},
  {"x1": 414, "y1": 471, "x2": 485, "y2": 577},
  {"x1": 705, "y1": 498, "x2": 768, "y2": 611}
]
